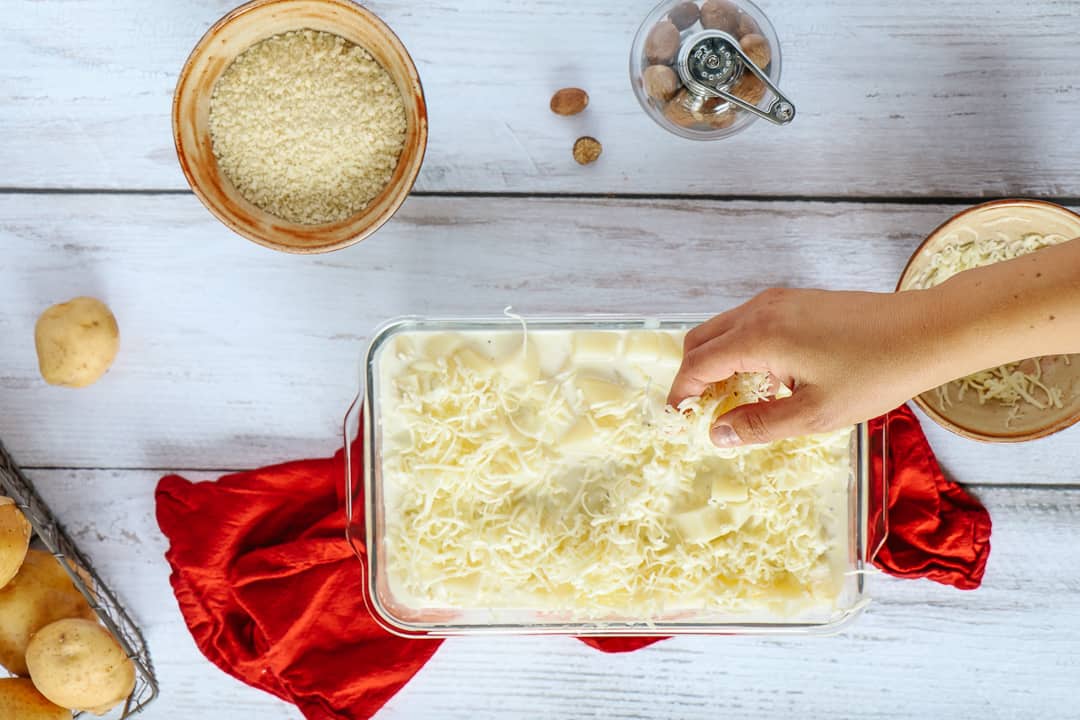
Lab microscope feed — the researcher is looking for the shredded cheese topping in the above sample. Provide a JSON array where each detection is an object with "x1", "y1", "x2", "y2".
[
  {"x1": 908, "y1": 230, "x2": 1071, "y2": 424},
  {"x1": 378, "y1": 329, "x2": 851, "y2": 620}
]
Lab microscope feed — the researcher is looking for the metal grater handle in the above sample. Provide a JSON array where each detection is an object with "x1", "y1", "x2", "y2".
[{"x1": 677, "y1": 30, "x2": 796, "y2": 125}]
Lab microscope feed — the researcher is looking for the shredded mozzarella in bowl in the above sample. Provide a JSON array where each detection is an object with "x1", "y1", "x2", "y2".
[
  {"x1": 370, "y1": 326, "x2": 861, "y2": 629},
  {"x1": 907, "y1": 228, "x2": 1073, "y2": 426}
]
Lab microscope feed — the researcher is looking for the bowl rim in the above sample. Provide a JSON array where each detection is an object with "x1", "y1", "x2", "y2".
[
  {"x1": 896, "y1": 198, "x2": 1080, "y2": 443},
  {"x1": 172, "y1": 0, "x2": 428, "y2": 254}
]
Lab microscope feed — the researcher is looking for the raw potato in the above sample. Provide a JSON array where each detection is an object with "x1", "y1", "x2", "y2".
[
  {"x1": 0, "y1": 497, "x2": 31, "y2": 589},
  {"x1": 35, "y1": 297, "x2": 119, "y2": 388},
  {"x1": 0, "y1": 678, "x2": 70, "y2": 720},
  {"x1": 26, "y1": 618, "x2": 136, "y2": 715},
  {"x1": 0, "y1": 549, "x2": 95, "y2": 676}
]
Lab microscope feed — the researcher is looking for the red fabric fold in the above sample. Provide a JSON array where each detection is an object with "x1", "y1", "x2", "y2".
[
  {"x1": 868, "y1": 406, "x2": 992, "y2": 589},
  {"x1": 156, "y1": 442, "x2": 441, "y2": 720},
  {"x1": 155, "y1": 404, "x2": 990, "y2": 719}
]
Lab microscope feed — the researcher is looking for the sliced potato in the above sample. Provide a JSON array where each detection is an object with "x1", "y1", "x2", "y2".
[
  {"x1": 656, "y1": 332, "x2": 683, "y2": 363},
  {"x1": 572, "y1": 331, "x2": 620, "y2": 360},
  {"x1": 622, "y1": 331, "x2": 662, "y2": 361},
  {"x1": 0, "y1": 550, "x2": 95, "y2": 676},
  {"x1": 451, "y1": 346, "x2": 495, "y2": 374},
  {"x1": 26, "y1": 618, "x2": 136, "y2": 715},
  {"x1": 561, "y1": 417, "x2": 597, "y2": 448},
  {"x1": 674, "y1": 503, "x2": 752, "y2": 544},
  {"x1": 576, "y1": 375, "x2": 627, "y2": 407},
  {"x1": 0, "y1": 497, "x2": 31, "y2": 589},
  {"x1": 0, "y1": 678, "x2": 70, "y2": 720}
]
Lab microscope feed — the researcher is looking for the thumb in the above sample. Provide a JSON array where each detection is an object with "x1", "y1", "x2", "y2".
[{"x1": 710, "y1": 394, "x2": 818, "y2": 447}]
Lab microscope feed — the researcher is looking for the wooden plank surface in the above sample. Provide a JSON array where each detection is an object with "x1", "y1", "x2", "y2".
[
  {"x1": 2, "y1": 193, "x2": 1078, "y2": 482},
  {"x1": 30, "y1": 468, "x2": 1080, "y2": 720},
  {"x1": 5, "y1": 1, "x2": 1080, "y2": 717},
  {"x1": 3, "y1": 0, "x2": 1080, "y2": 196}
]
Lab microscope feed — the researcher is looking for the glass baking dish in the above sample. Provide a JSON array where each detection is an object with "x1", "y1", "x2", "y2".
[{"x1": 344, "y1": 314, "x2": 884, "y2": 637}]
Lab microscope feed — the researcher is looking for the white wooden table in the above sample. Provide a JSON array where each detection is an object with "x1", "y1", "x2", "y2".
[{"x1": 3, "y1": 1, "x2": 1080, "y2": 717}]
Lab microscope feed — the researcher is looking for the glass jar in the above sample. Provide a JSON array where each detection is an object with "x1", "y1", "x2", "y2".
[{"x1": 629, "y1": 0, "x2": 793, "y2": 140}]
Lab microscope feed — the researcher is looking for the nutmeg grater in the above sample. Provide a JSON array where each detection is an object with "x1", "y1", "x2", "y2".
[{"x1": 631, "y1": 0, "x2": 795, "y2": 140}]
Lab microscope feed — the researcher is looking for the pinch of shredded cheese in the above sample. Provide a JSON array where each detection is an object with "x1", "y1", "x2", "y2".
[
  {"x1": 378, "y1": 329, "x2": 851, "y2": 620},
  {"x1": 909, "y1": 230, "x2": 1071, "y2": 424}
]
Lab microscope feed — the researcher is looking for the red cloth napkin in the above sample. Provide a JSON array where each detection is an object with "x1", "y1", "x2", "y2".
[
  {"x1": 156, "y1": 404, "x2": 990, "y2": 719},
  {"x1": 868, "y1": 407, "x2": 991, "y2": 589}
]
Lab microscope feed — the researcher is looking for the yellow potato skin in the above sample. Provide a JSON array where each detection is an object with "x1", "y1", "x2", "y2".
[
  {"x1": 0, "y1": 550, "x2": 95, "y2": 676},
  {"x1": 0, "y1": 498, "x2": 31, "y2": 589},
  {"x1": 0, "y1": 678, "x2": 71, "y2": 720},
  {"x1": 26, "y1": 618, "x2": 135, "y2": 715},
  {"x1": 34, "y1": 297, "x2": 119, "y2": 388}
]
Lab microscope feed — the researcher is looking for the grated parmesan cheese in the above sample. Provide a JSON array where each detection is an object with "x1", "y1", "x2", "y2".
[
  {"x1": 908, "y1": 230, "x2": 1071, "y2": 424},
  {"x1": 378, "y1": 329, "x2": 852, "y2": 620},
  {"x1": 209, "y1": 29, "x2": 406, "y2": 225}
]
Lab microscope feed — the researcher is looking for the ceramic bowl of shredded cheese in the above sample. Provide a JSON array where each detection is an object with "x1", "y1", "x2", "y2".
[
  {"x1": 173, "y1": 0, "x2": 427, "y2": 253},
  {"x1": 898, "y1": 199, "x2": 1080, "y2": 442},
  {"x1": 346, "y1": 315, "x2": 879, "y2": 637}
]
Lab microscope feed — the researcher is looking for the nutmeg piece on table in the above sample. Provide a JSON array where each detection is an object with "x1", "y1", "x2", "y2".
[
  {"x1": 572, "y1": 136, "x2": 603, "y2": 165},
  {"x1": 550, "y1": 87, "x2": 589, "y2": 116}
]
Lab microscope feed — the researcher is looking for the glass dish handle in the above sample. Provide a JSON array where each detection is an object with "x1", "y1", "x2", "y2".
[
  {"x1": 869, "y1": 411, "x2": 890, "y2": 565},
  {"x1": 342, "y1": 382, "x2": 365, "y2": 563}
]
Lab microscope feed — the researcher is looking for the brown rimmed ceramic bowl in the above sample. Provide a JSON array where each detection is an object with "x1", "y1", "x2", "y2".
[
  {"x1": 173, "y1": 0, "x2": 427, "y2": 254},
  {"x1": 897, "y1": 199, "x2": 1080, "y2": 442}
]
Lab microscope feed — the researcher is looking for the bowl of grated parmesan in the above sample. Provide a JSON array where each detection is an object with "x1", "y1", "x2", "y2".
[
  {"x1": 898, "y1": 199, "x2": 1080, "y2": 442},
  {"x1": 173, "y1": 0, "x2": 427, "y2": 253}
]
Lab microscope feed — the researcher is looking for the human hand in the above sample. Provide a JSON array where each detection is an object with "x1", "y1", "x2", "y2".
[{"x1": 668, "y1": 287, "x2": 943, "y2": 447}]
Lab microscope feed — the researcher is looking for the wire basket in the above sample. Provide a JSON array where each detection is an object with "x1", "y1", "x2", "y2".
[{"x1": 0, "y1": 438, "x2": 158, "y2": 717}]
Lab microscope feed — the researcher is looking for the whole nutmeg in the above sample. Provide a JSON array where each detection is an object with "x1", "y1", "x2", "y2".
[
  {"x1": 643, "y1": 64, "x2": 680, "y2": 102},
  {"x1": 739, "y1": 33, "x2": 771, "y2": 69},
  {"x1": 702, "y1": 96, "x2": 725, "y2": 112},
  {"x1": 663, "y1": 99, "x2": 695, "y2": 128},
  {"x1": 550, "y1": 87, "x2": 589, "y2": 116},
  {"x1": 663, "y1": 90, "x2": 703, "y2": 129},
  {"x1": 573, "y1": 136, "x2": 602, "y2": 165},
  {"x1": 705, "y1": 105, "x2": 737, "y2": 129},
  {"x1": 668, "y1": 1, "x2": 700, "y2": 30},
  {"x1": 737, "y1": 12, "x2": 760, "y2": 37},
  {"x1": 731, "y1": 72, "x2": 767, "y2": 105},
  {"x1": 645, "y1": 20, "x2": 680, "y2": 64},
  {"x1": 700, "y1": 0, "x2": 739, "y2": 34},
  {"x1": 695, "y1": 95, "x2": 738, "y2": 129}
]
